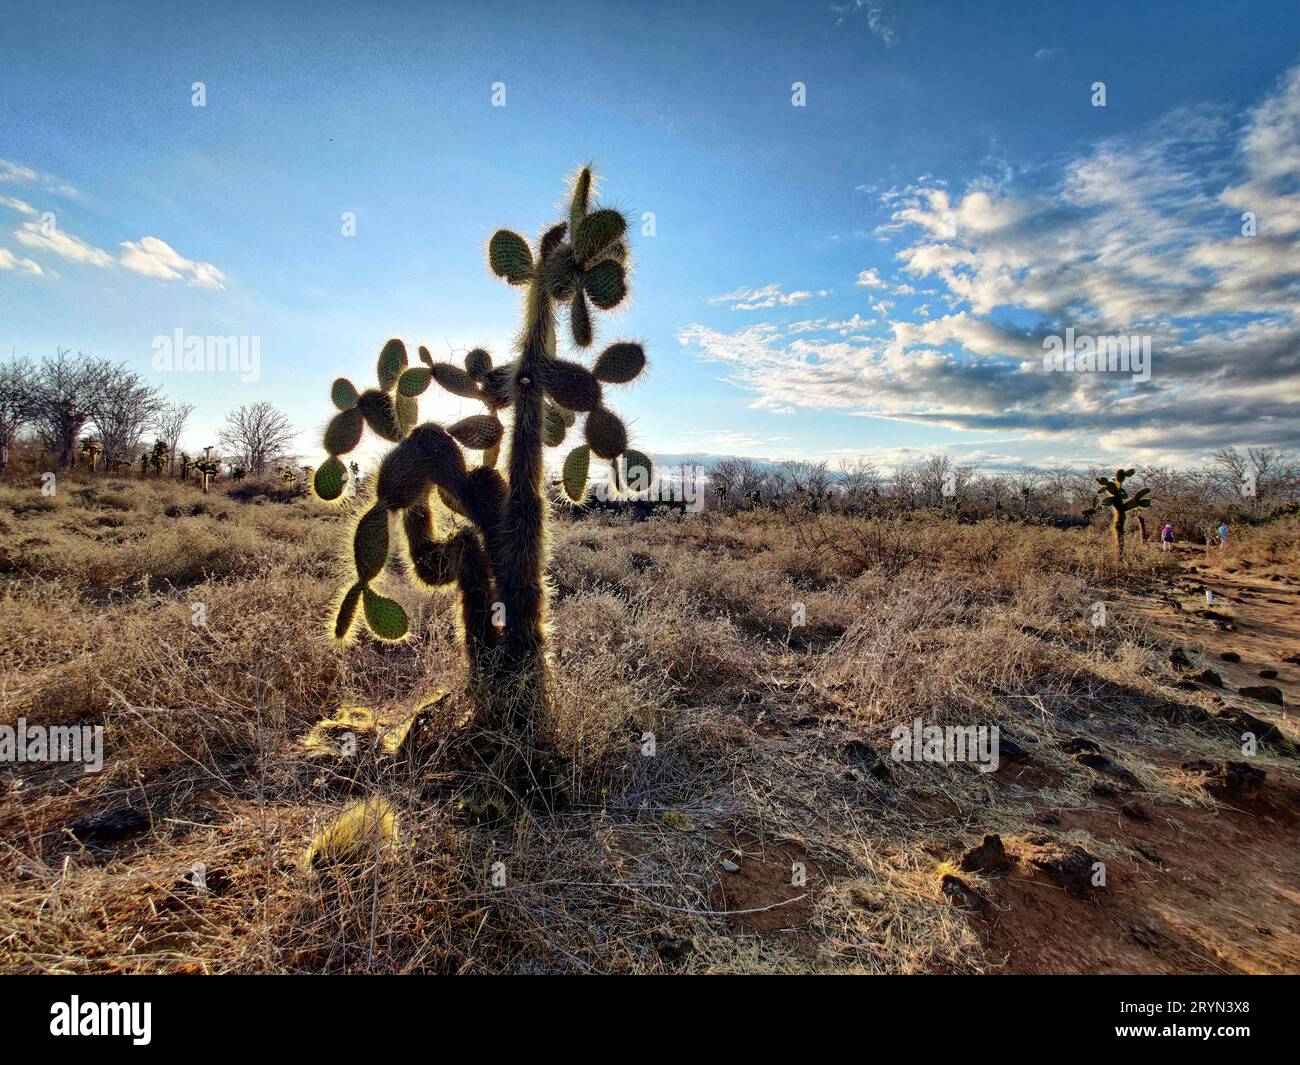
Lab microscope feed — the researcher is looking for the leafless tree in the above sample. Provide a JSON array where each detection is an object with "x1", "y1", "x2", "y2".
[
  {"x1": 0, "y1": 355, "x2": 39, "y2": 475},
  {"x1": 84, "y1": 364, "x2": 165, "y2": 470},
  {"x1": 152, "y1": 401, "x2": 195, "y2": 474},
  {"x1": 836, "y1": 457, "x2": 881, "y2": 510},
  {"x1": 708, "y1": 457, "x2": 768, "y2": 507},
  {"x1": 34, "y1": 349, "x2": 109, "y2": 468},
  {"x1": 219, "y1": 401, "x2": 296, "y2": 475}
]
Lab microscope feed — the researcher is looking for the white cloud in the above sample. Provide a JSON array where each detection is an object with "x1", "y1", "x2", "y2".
[
  {"x1": 0, "y1": 196, "x2": 37, "y2": 216},
  {"x1": 831, "y1": 1, "x2": 897, "y2": 47},
  {"x1": 680, "y1": 63, "x2": 1300, "y2": 459},
  {"x1": 707, "y1": 282, "x2": 828, "y2": 310},
  {"x1": 118, "y1": 235, "x2": 226, "y2": 289},
  {"x1": 0, "y1": 158, "x2": 78, "y2": 198},
  {"x1": 14, "y1": 219, "x2": 114, "y2": 266},
  {"x1": 0, "y1": 246, "x2": 46, "y2": 275}
]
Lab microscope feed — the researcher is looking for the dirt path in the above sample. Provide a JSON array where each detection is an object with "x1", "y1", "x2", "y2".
[{"x1": 976, "y1": 544, "x2": 1300, "y2": 973}]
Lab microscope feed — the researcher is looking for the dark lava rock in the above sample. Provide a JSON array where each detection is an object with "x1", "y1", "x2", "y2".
[
  {"x1": 1059, "y1": 736, "x2": 1101, "y2": 755},
  {"x1": 842, "y1": 740, "x2": 892, "y2": 781},
  {"x1": 66, "y1": 807, "x2": 149, "y2": 845},
  {"x1": 1258, "y1": 669, "x2": 1279, "y2": 680},
  {"x1": 959, "y1": 833, "x2": 1011, "y2": 874},
  {"x1": 941, "y1": 873, "x2": 988, "y2": 913},
  {"x1": 1169, "y1": 647, "x2": 1193, "y2": 670},
  {"x1": 1028, "y1": 842, "x2": 1102, "y2": 897},
  {"x1": 1192, "y1": 667, "x2": 1224, "y2": 687},
  {"x1": 998, "y1": 735, "x2": 1030, "y2": 763},
  {"x1": 1213, "y1": 707, "x2": 1296, "y2": 754},
  {"x1": 1220, "y1": 651, "x2": 1242, "y2": 663},
  {"x1": 1239, "y1": 685, "x2": 1283, "y2": 706},
  {"x1": 1076, "y1": 751, "x2": 1140, "y2": 787}
]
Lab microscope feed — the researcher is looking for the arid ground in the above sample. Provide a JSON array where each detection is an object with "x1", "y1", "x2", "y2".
[{"x1": 1, "y1": 469, "x2": 1297, "y2": 974}]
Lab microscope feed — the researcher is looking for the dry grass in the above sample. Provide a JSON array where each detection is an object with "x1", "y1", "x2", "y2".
[{"x1": 1, "y1": 470, "x2": 1296, "y2": 973}]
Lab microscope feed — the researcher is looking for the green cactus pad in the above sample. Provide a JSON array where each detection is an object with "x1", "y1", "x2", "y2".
[
  {"x1": 362, "y1": 588, "x2": 408, "y2": 641},
  {"x1": 334, "y1": 582, "x2": 364, "y2": 640},
  {"x1": 569, "y1": 168, "x2": 592, "y2": 234},
  {"x1": 395, "y1": 392, "x2": 419, "y2": 435},
  {"x1": 377, "y1": 339, "x2": 409, "y2": 391},
  {"x1": 324, "y1": 409, "x2": 363, "y2": 456},
  {"x1": 573, "y1": 209, "x2": 627, "y2": 265},
  {"x1": 331, "y1": 377, "x2": 360, "y2": 411},
  {"x1": 488, "y1": 229, "x2": 533, "y2": 284},
  {"x1": 431, "y1": 362, "x2": 483, "y2": 401},
  {"x1": 584, "y1": 406, "x2": 627, "y2": 459},
  {"x1": 583, "y1": 260, "x2": 627, "y2": 310},
  {"x1": 539, "y1": 359, "x2": 601, "y2": 412},
  {"x1": 593, "y1": 342, "x2": 646, "y2": 384},
  {"x1": 447, "y1": 414, "x2": 503, "y2": 450},
  {"x1": 354, "y1": 505, "x2": 389, "y2": 582},
  {"x1": 358, "y1": 390, "x2": 404, "y2": 442},
  {"x1": 314, "y1": 456, "x2": 349, "y2": 501},
  {"x1": 570, "y1": 290, "x2": 593, "y2": 348},
  {"x1": 543, "y1": 404, "x2": 567, "y2": 447},
  {"x1": 465, "y1": 348, "x2": 493, "y2": 380},
  {"x1": 562, "y1": 445, "x2": 591, "y2": 502},
  {"x1": 623, "y1": 449, "x2": 653, "y2": 492},
  {"x1": 398, "y1": 366, "x2": 432, "y2": 397},
  {"x1": 418, "y1": 345, "x2": 434, "y2": 367}
]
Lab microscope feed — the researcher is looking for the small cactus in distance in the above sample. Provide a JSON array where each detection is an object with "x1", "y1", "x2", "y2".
[
  {"x1": 193, "y1": 457, "x2": 220, "y2": 494},
  {"x1": 78, "y1": 435, "x2": 102, "y2": 472},
  {"x1": 1095, "y1": 467, "x2": 1151, "y2": 558},
  {"x1": 313, "y1": 165, "x2": 649, "y2": 793}
]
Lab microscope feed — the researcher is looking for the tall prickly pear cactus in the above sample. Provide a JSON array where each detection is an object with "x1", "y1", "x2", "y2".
[
  {"x1": 1095, "y1": 467, "x2": 1151, "y2": 558},
  {"x1": 313, "y1": 166, "x2": 649, "y2": 787}
]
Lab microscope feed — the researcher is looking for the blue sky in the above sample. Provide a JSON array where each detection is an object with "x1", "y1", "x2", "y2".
[{"x1": 2, "y1": 0, "x2": 1299, "y2": 470}]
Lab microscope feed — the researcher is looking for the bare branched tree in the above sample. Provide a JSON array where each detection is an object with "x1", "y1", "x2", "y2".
[
  {"x1": 219, "y1": 401, "x2": 296, "y2": 475},
  {"x1": 152, "y1": 401, "x2": 195, "y2": 475},
  {"x1": 34, "y1": 349, "x2": 109, "y2": 468},
  {"x1": 85, "y1": 364, "x2": 165, "y2": 470},
  {"x1": 0, "y1": 355, "x2": 39, "y2": 475}
]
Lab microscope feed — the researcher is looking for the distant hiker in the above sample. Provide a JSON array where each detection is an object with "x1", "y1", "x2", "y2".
[
  {"x1": 1218, "y1": 522, "x2": 1228, "y2": 551},
  {"x1": 1161, "y1": 523, "x2": 1174, "y2": 552}
]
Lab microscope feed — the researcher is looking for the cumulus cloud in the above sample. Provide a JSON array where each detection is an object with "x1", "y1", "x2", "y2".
[
  {"x1": 681, "y1": 63, "x2": 1300, "y2": 460},
  {"x1": 118, "y1": 235, "x2": 227, "y2": 289}
]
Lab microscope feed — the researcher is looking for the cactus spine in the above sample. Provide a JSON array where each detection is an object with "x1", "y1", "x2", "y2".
[
  {"x1": 315, "y1": 166, "x2": 649, "y2": 791},
  {"x1": 1095, "y1": 467, "x2": 1151, "y2": 558}
]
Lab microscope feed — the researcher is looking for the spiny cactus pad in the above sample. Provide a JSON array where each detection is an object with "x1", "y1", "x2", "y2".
[
  {"x1": 594, "y1": 342, "x2": 646, "y2": 384},
  {"x1": 489, "y1": 229, "x2": 533, "y2": 284}
]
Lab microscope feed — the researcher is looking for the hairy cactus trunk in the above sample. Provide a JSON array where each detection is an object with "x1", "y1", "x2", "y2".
[
  {"x1": 494, "y1": 281, "x2": 553, "y2": 727},
  {"x1": 1111, "y1": 506, "x2": 1125, "y2": 558}
]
